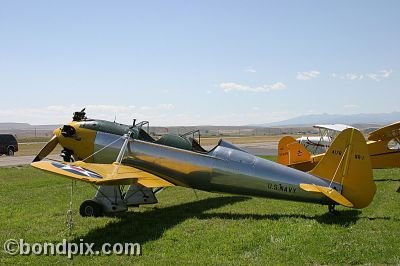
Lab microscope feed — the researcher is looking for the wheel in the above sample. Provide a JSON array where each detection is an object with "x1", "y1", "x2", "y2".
[
  {"x1": 79, "y1": 200, "x2": 103, "y2": 217},
  {"x1": 7, "y1": 148, "x2": 14, "y2": 156},
  {"x1": 328, "y1": 204, "x2": 339, "y2": 216}
]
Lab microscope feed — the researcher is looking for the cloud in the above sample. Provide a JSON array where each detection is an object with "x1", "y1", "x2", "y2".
[
  {"x1": 367, "y1": 69, "x2": 393, "y2": 81},
  {"x1": 381, "y1": 69, "x2": 393, "y2": 78},
  {"x1": 0, "y1": 105, "x2": 292, "y2": 126},
  {"x1": 0, "y1": 104, "x2": 175, "y2": 125},
  {"x1": 343, "y1": 73, "x2": 363, "y2": 80},
  {"x1": 244, "y1": 66, "x2": 256, "y2": 73},
  {"x1": 296, "y1": 70, "x2": 320, "y2": 80},
  {"x1": 219, "y1": 82, "x2": 286, "y2": 93},
  {"x1": 331, "y1": 69, "x2": 393, "y2": 81}
]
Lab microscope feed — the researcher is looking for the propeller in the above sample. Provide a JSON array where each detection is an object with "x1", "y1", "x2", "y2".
[{"x1": 32, "y1": 134, "x2": 59, "y2": 162}]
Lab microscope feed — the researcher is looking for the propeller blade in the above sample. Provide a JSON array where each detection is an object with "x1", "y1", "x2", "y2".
[{"x1": 32, "y1": 135, "x2": 59, "y2": 162}]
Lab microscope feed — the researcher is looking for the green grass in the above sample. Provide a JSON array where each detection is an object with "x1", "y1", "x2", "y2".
[{"x1": 0, "y1": 164, "x2": 399, "y2": 265}]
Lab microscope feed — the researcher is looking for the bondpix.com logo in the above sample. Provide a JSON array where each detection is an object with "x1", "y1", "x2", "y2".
[{"x1": 3, "y1": 239, "x2": 142, "y2": 259}]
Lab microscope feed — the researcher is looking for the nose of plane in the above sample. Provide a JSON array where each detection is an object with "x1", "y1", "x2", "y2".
[
  {"x1": 33, "y1": 122, "x2": 97, "y2": 162},
  {"x1": 33, "y1": 108, "x2": 98, "y2": 162},
  {"x1": 57, "y1": 122, "x2": 97, "y2": 162}
]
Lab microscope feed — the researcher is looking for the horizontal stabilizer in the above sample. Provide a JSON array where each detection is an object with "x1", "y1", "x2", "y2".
[
  {"x1": 300, "y1": 183, "x2": 354, "y2": 207},
  {"x1": 31, "y1": 161, "x2": 174, "y2": 188}
]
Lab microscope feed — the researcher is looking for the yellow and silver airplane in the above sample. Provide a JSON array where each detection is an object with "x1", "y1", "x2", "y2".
[
  {"x1": 278, "y1": 122, "x2": 400, "y2": 172},
  {"x1": 31, "y1": 109, "x2": 376, "y2": 217}
]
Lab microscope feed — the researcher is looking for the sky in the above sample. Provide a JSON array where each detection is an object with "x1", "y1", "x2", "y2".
[{"x1": 0, "y1": 1, "x2": 399, "y2": 126}]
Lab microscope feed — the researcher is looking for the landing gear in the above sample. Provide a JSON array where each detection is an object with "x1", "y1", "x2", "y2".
[
  {"x1": 61, "y1": 149, "x2": 74, "y2": 162},
  {"x1": 78, "y1": 184, "x2": 159, "y2": 217},
  {"x1": 328, "y1": 204, "x2": 339, "y2": 216},
  {"x1": 77, "y1": 130, "x2": 160, "y2": 217},
  {"x1": 79, "y1": 200, "x2": 103, "y2": 217}
]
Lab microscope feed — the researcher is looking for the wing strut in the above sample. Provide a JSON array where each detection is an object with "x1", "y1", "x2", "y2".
[{"x1": 112, "y1": 130, "x2": 133, "y2": 177}]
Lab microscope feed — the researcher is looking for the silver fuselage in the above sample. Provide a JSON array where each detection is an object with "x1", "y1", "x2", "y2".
[{"x1": 93, "y1": 131, "x2": 339, "y2": 205}]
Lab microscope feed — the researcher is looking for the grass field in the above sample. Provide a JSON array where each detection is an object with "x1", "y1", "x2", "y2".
[
  {"x1": 15, "y1": 143, "x2": 62, "y2": 157},
  {"x1": 0, "y1": 161, "x2": 399, "y2": 265}
]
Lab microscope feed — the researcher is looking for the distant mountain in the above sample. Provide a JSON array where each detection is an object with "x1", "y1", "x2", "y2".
[
  {"x1": 0, "y1": 122, "x2": 34, "y2": 130},
  {"x1": 257, "y1": 112, "x2": 400, "y2": 127},
  {"x1": 0, "y1": 123, "x2": 60, "y2": 130}
]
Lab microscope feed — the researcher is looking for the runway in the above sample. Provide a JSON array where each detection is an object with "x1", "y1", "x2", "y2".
[{"x1": 0, "y1": 155, "x2": 60, "y2": 167}]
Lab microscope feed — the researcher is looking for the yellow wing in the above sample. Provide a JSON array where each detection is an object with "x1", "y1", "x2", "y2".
[
  {"x1": 368, "y1": 121, "x2": 400, "y2": 141},
  {"x1": 31, "y1": 161, "x2": 174, "y2": 188}
]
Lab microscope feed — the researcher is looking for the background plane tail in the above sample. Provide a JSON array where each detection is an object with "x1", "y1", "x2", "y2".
[
  {"x1": 309, "y1": 128, "x2": 376, "y2": 209},
  {"x1": 278, "y1": 136, "x2": 312, "y2": 165}
]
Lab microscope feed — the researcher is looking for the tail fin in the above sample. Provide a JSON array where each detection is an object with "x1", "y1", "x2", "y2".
[
  {"x1": 309, "y1": 128, "x2": 376, "y2": 209},
  {"x1": 278, "y1": 136, "x2": 312, "y2": 165}
]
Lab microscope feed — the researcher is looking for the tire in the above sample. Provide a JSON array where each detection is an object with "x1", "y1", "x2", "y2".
[
  {"x1": 7, "y1": 148, "x2": 14, "y2": 156},
  {"x1": 79, "y1": 200, "x2": 103, "y2": 217}
]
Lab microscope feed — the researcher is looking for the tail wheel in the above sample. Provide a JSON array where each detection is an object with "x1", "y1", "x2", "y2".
[
  {"x1": 7, "y1": 148, "x2": 14, "y2": 156},
  {"x1": 79, "y1": 200, "x2": 103, "y2": 217}
]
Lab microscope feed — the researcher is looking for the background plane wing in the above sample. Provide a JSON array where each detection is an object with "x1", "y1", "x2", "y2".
[
  {"x1": 313, "y1": 124, "x2": 355, "y2": 132},
  {"x1": 31, "y1": 161, "x2": 174, "y2": 187},
  {"x1": 368, "y1": 121, "x2": 400, "y2": 141}
]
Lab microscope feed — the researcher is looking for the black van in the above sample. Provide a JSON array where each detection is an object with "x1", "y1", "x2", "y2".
[{"x1": 0, "y1": 134, "x2": 18, "y2": 156}]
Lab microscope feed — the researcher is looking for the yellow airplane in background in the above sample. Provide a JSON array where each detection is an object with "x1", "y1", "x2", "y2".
[{"x1": 278, "y1": 121, "x2": 400, "y2": 172}]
